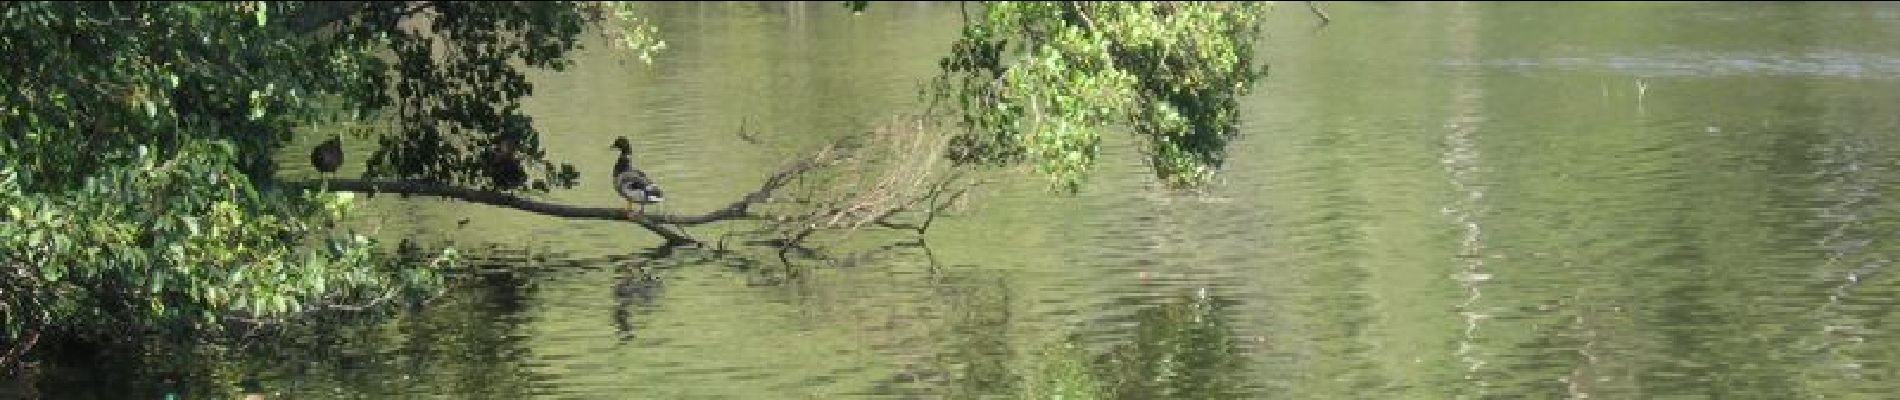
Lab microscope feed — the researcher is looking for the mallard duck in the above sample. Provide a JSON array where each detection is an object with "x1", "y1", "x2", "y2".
[
  {"x1": 310, "y1": 135, "x2": 342, "y2": 179},
  {"x1": 610, "y1": 136, "x2": 663, "y2": 219}
]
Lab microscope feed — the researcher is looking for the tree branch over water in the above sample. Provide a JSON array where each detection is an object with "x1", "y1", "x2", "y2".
[
  {"x1": 290, "y1": 156, "x2": 828, "y2": 246},
  {"x1": 287, "y1": 117, "x2": 975, "y2": 250}
]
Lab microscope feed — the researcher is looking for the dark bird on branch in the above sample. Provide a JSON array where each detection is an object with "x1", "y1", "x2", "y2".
[
  {"x1": 485, "y1": 140, "x2": 528, "y2": 191},
  {"x1": 311, "y1": 135, "x2": 343, "y2": 180},
  {"x1": 611, "y1": 136, "x2": 664, "y2": 219}
]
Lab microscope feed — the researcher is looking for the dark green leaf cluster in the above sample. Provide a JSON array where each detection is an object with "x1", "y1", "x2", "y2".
[
  {"x1": 346, "y1": 1, "x2": 596, "y2": 192},
  {"x1": 0, "y1": 1, "x2": 666, "y2": 350},
  {"x1": 0, "y1": 2, "x2": 455, "y2": 346},
  {"x1": 930, "y1": 2, "x2": 1272, "y2": 191},
  {"x1": 1, "y1": 2, "x2": 379, "y2": 188},
  {"x1": 0, "y1": 140, "x2": 449, "y2": 341}
]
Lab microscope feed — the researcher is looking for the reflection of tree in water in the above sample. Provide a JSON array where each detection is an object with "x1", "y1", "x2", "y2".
[
  {"x1": 245, "y1": 250, "x2": 551, "y2": 398},
  {"x1": 783, "y1": 240, "x2": 1019, "y2": 398},
  {"x1": 1018, "y1": 290, "x2": 1249, "y2": 399},
  {"x1": 32, "y1": 247, "x2": 559, "y2": 399},
  {"x1": 29, "y1": 334, "x2": 236, "y2": 398},
  {"x1": 819, "y1": 238, "x2": 1247, "y2": 399},
  {"x1": 922, "y1": 252, "x2": 1015, "y2": 398},
  {"x1": 1092, "y1": 291, "x2": 1248, "y2": 399}
]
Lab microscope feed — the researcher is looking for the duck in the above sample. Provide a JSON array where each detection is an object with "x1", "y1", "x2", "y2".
[
  {"x1": 610, "y1": 136, "x2": 664, "y2": 219},
  {"x1": 485, "y1": 140, "x2": 528, "y2": 191},
  {"x1": 310, "y1": 135, "x2": 342, "y2": 180}
]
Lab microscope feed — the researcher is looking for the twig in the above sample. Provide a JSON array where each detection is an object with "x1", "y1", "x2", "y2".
[
  {"x1": 1307, "y1": 1, "x2": 1332, "y2": 26},
  {"x1": 0, "y1": 327, "x2": 39, "y2": 372}
]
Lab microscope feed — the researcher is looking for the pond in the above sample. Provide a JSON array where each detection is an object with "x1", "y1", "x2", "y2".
[{"x1": 31, "y1": 2, "x2": 1900, "y2": 398}]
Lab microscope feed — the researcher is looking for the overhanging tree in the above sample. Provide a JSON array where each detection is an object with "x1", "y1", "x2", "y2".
[
  {"x1": 0, "y1": 1, "x2": 1274, "y2": 369},
  {"x1": 931, "y1": 1, "x2": 1272, "y2": 191}
]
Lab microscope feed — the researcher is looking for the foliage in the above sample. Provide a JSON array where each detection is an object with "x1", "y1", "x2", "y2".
[
  {"x1": 0, "y1": 1, "x2": 664, "y2": 195},
  {"x1": 929, "y1": 1, "x2": 1273, "y2": 191},
  {"x1": 0, "y1": 0, "x2": 667, "y2": 356},
  {"x1": 0, "y1": 140, "x2": 451, "y2": 343},
  {"x1": 0, "y1": 2, "x2": 375, "y2": 188},
  {"x1": 0, "y1": 0, "x2": 671, "y2": 341},
  {"x1": 336, "y1": 1, "x2": 662, "y2": 192},
  {"x1": 0, "y1": 0, "x2": 1271, "y2": 372},
  {"x1": 0, "y1": 0, "x2": 645, "y2": 357},
  {"x1": 0, "y1": 1, "x2": 381, "y2": 344},
  {"x1": 346, "y1": 1, "x2": 584, "y2": 191},
  {"x1": 598, "y1": 2, "x2": 669, "y2": 63}
]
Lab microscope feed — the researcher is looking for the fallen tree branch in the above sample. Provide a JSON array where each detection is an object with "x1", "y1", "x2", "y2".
[
  {"x1": 287, "y1": 157, "x2": 826, "y2": 246},
  {"x1": 758, "y1": 115, "x2": 971, "y2": 249}
]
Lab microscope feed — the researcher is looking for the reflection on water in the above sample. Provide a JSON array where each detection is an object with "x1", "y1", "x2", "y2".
[
  {"x1": 1021, "y1": 291, "x2": 1247, "y2": 399},
  {"x1": 33, "y1": 2, "x2": 1900, "y2": 398},
  {"x1": 1096, "y1": 291, "x2": 1249, "y2": 399}
]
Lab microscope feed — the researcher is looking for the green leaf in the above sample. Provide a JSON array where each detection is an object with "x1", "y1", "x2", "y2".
[{"x1": 40, "y1": 261, "x2": 63, "y2": 281}]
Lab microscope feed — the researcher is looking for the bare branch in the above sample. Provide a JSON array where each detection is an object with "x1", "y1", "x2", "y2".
[{"x1": 760, "y1": 116, "x2": 975, "y2": 248}]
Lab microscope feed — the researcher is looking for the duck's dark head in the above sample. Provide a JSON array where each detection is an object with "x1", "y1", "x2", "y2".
[{"x1": 610, "y1": 137, "x2": 633, "y2": 154}]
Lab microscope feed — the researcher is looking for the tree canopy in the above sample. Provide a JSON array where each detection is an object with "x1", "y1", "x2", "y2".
[
  {"x1": 0, "y1": 1, "x2": 1275, "y2": 369},
  {"x1": 0, "y1": 0, "x2": 634, "y2": 358},
  {"x1": 932, "y1": 2, "x2": 1272, "y2": 191}
]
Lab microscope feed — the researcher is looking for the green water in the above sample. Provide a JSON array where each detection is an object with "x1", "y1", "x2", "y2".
[{"x1": 33, "y1": 2, "x2": 1900, "y2": 398}]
